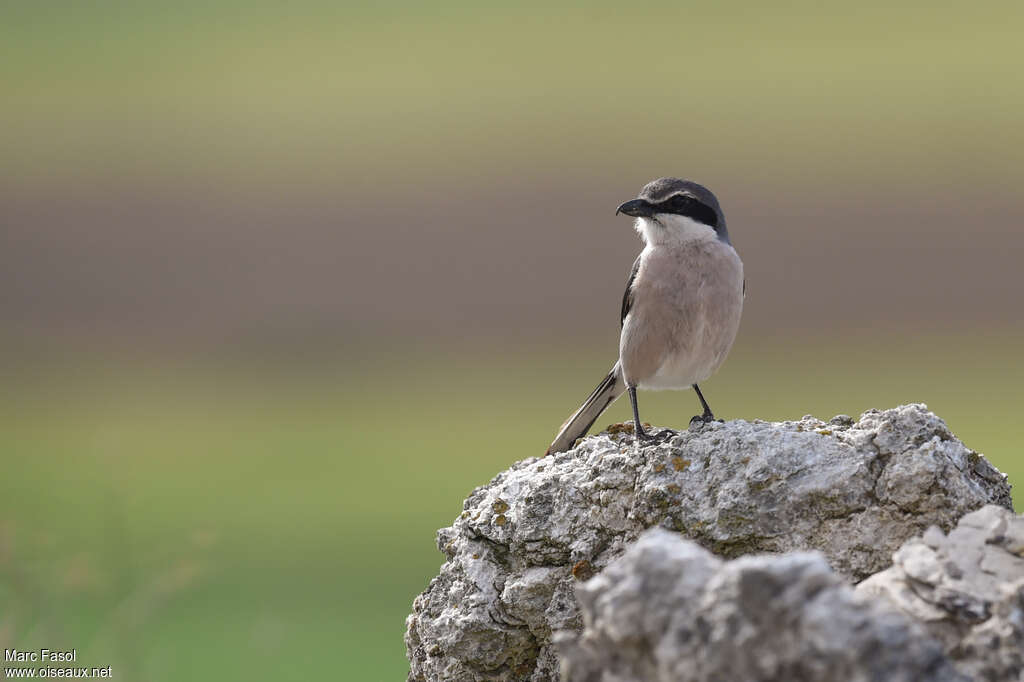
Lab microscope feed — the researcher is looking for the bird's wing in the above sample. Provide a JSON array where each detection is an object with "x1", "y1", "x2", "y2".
[{"x1": 620, "y1": 255, "x2": 641, "y2": 328}]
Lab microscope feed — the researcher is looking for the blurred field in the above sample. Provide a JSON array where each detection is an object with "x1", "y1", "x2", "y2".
[
  {"x1": 1, "y1": 332, "x2": 1020, "y2": 679},
  {"x1": 2, "y1": 0, "x2": 1022, "y2": 184},
  {"x1": 4, "y1": 0, "x2": 1024, "y2": 348}
]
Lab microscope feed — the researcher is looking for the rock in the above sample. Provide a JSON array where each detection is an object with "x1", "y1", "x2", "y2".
[
  {"x1": 405, "y1": 404, "x2": 1011, "y2": 681},
  {"x1": 858, "y1": 505, "x2": 1024, "y2": 681},
  {"x1": 557, "y1": 528, "x2": 966, "y2": 682}
]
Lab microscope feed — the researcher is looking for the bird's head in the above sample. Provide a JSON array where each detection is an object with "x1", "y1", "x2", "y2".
[{"x1": 616, "y1": 178, "x2": 729, "y2": 245}]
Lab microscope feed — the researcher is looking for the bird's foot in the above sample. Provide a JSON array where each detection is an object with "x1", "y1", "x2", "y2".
[
  {"x1": 634, "y1": 426, "x2": 677, "y2": 447},
  {"x1": 689, "y1": 412, "x2": 723, "y2": 429}
]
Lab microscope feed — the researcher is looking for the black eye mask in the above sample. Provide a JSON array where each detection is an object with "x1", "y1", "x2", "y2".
[{"x1": 655, "y1": 194, "x2": 719, "y2": 228}]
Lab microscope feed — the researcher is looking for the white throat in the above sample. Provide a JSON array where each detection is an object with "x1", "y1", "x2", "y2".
[{"x1": 634, "y1": 214, "x2": 718, "y2": 246}]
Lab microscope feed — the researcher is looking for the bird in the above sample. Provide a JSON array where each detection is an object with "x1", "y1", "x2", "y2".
[{"x1": 545, "y1": 177, "x2": 744, "y2": 455}]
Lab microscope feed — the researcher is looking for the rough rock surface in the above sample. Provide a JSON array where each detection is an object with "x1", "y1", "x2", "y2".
[
  {"x1": 858, "y1": 505, "x2": 1024, "y2": 681},
  {"x1": 405, "y1": 404, "x2": 1011, "y2": 681},
  {"x1": 557, "y1": 528, "x2": 966, "y2": 682}
]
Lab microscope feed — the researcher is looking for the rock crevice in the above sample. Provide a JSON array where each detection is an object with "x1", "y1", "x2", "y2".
[{"x1": 558, "y1": 528, "x2": 967, "y2": 682}]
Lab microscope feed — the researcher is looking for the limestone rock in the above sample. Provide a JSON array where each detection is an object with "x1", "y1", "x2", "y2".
[
  {"x1": 858, "y1": 505, "x2": 1024, "y2": 681},
  {"x1": 405, "y1": 404, "x2": 1010, "y2": 681},
  {"x1": 558, "y1": 528, "x2": 965, "y2": 682}
]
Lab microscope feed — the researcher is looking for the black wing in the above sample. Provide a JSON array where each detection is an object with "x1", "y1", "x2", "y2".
[{"x1": 620, "y1": 255, "x2": 641, "y2": 328}]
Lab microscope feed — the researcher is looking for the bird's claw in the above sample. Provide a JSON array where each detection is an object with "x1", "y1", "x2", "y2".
[
  {"x1": 689, "y1": 413, "x2": 721, "y2": 429},
  {"x1": 634, "y1": 427, "x2": 676, "y2": 446}
]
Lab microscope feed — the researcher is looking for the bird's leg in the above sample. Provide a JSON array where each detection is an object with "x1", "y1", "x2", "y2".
[
  {"x1": 690, "y1": 383, "x2": 722, "y2": 426},
  {"x1": 629, "y1": 386, "x2": 675, "y2": 445},
  {"x1": 693, "y1": 383, "x2": 714, "y2": 419},
  {"x1": 628, "y1": 386, "x2": 651, "y2": 442}
]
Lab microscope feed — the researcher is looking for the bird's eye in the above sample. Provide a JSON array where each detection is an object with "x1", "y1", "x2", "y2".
[
  {"x1": 663, "y1": 194, "x2": 718, "y2": 227},
  {"x1": 665, "y1": 194, "x2": 693, "y2": 213}
]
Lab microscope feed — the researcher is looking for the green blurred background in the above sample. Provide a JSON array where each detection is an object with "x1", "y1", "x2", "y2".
[{"x1": 1, "y1": 1, "x2": 1021, "y2": 679}]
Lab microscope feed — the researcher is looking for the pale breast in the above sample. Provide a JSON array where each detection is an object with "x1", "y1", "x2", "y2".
[{"x1": 619, "y1": 240, "x2": 744, "y2": 390}]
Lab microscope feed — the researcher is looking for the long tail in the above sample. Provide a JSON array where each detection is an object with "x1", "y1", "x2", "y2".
[{"x1": 546, "y1": 362, "x2": 626, "y2": 455}]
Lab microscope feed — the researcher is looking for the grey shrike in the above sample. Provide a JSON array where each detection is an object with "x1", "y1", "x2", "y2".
[{"x1": 546, "y1": 177, "x2": 744, "y2": 455}]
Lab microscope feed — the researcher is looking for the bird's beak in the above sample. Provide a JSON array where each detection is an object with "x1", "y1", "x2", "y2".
[{"x1": 615, "y1": 199, "x2": 656, "y2": 217}]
